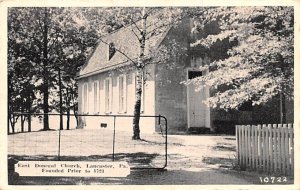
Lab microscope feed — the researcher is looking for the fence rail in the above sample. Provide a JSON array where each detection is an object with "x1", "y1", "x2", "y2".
[
  {"x1": 236, "y1": 124, "x2": 294, "y2": 175},
  {"x1": 9, "y1": 112, "x2": 168, "y2": 170}
]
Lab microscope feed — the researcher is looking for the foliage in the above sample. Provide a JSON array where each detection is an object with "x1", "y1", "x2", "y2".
[
  {"x1": 8, "y1": 7, "x2": 102, "y2": 130},
  {"x1": 189, "y1": 7, "x2": 294, "y2": 110}
]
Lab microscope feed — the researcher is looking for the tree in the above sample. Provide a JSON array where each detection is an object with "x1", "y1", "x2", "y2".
[
  {"x1": 50, "y1": 8, "x2": 100, "y2": 129},
  {"x1": 8, "y1": 7, "x2": 101, "y2": 131},
  {"x1": 8, "y1": 7, "x2": 58, "y2": 131},
  {"x1": 8, "y1": 11, "x2": 39, "y2": 133},
  {"x1": 189, "y1": 7, "x2": 294, "y2": 117},
  {"x1": 88, "y1": 7, "x2": 188, "y2": 139}
]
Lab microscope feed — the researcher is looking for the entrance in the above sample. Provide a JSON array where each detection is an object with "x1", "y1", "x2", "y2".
[{"x1": 187, "y1": 69, "x2": 210, "y2": 129}]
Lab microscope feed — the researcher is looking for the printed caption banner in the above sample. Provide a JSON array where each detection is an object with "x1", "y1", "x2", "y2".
[{"x1": 15, "y1": 161, "x2": 130, "y2": 177}]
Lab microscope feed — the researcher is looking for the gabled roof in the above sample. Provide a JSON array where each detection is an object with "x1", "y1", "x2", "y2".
[{"x1": 78, "y1": 19, "x2": 170, "y2": 79}]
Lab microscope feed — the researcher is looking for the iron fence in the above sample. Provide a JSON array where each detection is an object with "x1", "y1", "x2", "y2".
[{"x1": 8, "y1": 112, "x2": 167, "y2": 170}]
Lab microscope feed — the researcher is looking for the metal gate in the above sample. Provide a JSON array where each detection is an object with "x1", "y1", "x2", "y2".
[{"x1": 8, "y1": 112, "x2": 168, "y2": 170}]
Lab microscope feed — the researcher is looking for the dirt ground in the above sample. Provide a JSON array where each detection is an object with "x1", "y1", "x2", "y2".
[{"x1": 7, "y1": 129, "x2": 294, "y2": 185}]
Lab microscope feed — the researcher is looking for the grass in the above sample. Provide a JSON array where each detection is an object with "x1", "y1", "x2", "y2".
[{"x1": 8, "y1": 129, "x2": 292, "y2": 185}]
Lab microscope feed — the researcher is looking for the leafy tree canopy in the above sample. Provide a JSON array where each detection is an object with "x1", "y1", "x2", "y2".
[{"x1": 189, "y1": 7, "x2": 293, "y2": 110}]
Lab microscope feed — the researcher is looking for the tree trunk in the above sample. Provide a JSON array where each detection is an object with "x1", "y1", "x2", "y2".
[
  {"x1": 9, "y1": 115, "x2": 18, "y2": 134},
  {"x1": 280, "y1": 92, "x2": 286, "y2": 124},
  {"x1": 66, "y1": 88, "x2": 70, "y2": 130},
  {"x1": 28, "y1": 114, "x2": 31, "y2": 132},
  {"x1": 132, "y1": 68, "x2": 143, "y2": 140},
  {"x1": 132, "y1": 8, "x2": 147, "y2": 140},
  {"x1": 21, "y1": 115, "x2": 25, "y2": 133},
  {"x1": 27, "y1": 95, "x2": 32, "y2": 132},
  {"x1": 42, "y1": 8, "x2": 50, "y2": 131},
  {"x1": 73, "y1": 109, "x2": 79, "y2": 127},
  {"x1": 67, "y1": 109, "x2": 70, "y2": 130},
  {"x1": 8, "y1": 113, "x2": 13, "y2": 134},
  {"x1": 58, "y1": 68, "x2": 63, "y2": 130},
  {"x1": 11, "y1": 118, "x2": 15, "y2": 134},
  {"x1": 8, "y1": 114, "x2": 10, "y2": 135}
]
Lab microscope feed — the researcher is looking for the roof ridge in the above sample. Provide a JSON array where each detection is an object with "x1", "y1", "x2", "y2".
[
  {"x1": 79, "y1": 17, "x2": 143, "y2": 72},
  {"x1": 99, "y1": 17, "x2": 142, "y2": 39},
  {"x1": 78, "y1": 14, "x2": 176, "y2": 78}
]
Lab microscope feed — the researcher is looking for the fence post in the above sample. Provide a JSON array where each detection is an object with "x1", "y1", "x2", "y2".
[
  {"x1": 282, "y1": 124, "x2": 289, "y2": 174},
  {"x1": 257, "y1": 124, "x2": 262, "y2": 171},
  {"x1": 278, "y1": 124, "x2": 282, "y2": 173},
  {"x1": 236, "y1": 125, "x2": 239, "y2": 165},
  {"x1": 268, "y1": 124, "x2": 272, "y2": 173},
  {"x1": 165, "y1": 116, "x2": 168, "y2": 169},
  {"x1": 247, "y1": 125, "x2": 251, "y2": 169},
  {"x1": 254, "y1": 125, "x2": 258, "y2": 169},
  {"x1": 285, "y1": 124, "x2": 290, "y2": 175},
  {"x1": 241, "y1": 125, "x2": 245, "y2": 167},
  {"x1": 289, "y1": 124, "x2": 294, "y2": 175},
  {"x1": 251, "y1": 125, "x2": 255, "y2": 169},
  {"x1": 245, "y1": 125, "x2": 249, "y2": 166},
  {"x1": 262, "y1": 124, "x2": 266, "y2": 172}
]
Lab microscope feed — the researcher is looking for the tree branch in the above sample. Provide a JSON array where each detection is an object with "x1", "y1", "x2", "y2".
[
  {"x1": 47, "y1": 32, "x2": 60, "y2": 52},
  {"x1": 129, "y1": 25, "x2": 140, "y2": 40},
  {"x1": 144, "y1": 7, "x2": 161, "y2": 18},
  {"x1": 128, "y1": 14, "x2": 142, "y2": 34},
  {"x1": 37, "y1": 11, "x2": 45, "y2": 33},
  {"x1": 99, "y1": 38, "x2": 137, "y2": 66}
]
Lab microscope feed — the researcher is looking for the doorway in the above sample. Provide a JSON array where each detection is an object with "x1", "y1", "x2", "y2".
[{"x1": 186, "y1": 69, "x2": 210, "y2": 130}]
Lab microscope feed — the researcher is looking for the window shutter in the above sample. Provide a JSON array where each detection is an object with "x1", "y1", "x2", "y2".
[
  {"x1": 98, "y1": 80, "x2": 101, "y2": 113},
  {"x1": 90, "y1": 82, "x2": 94, "y2": 114},
  {"x1": 123, "y1": 75, "x2": 127, "y2": 112},
  {"x1": 104, "y1": 79, "x2": 108, "y2": 113},
  {"x1": 81, "y1": 84, "x2": 84, "y2": 113},
  {"x1": 93, "y1": 81, "x2": 99, "y2": 113},
  {"x1": 116, "y1": 76, "x2": 120, "y2": 112},
  {"x1": 83, "y1": 83, "x2": 88, "y2": 114},
  {"x1": 109, "y1": 77, "x2": 113, "y2": 112}
]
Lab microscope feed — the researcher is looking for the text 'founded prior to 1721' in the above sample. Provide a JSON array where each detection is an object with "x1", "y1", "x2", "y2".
[{"x1": 15, "y1": 161, "x2": 130, "y2": 177}]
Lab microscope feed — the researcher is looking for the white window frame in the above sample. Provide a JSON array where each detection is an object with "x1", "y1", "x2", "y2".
[
  {"x1": 82, "y1": 83, "x2": 88, "y2": 114},
  {"x1": 118, "y1": 74, "x2": 127, "y2": 113},
  {"x1": 93, "y1": 81, "x2": 100, "y2": 114},
  {"x1": 104, "y1": 77, "x2": 113, "y2": 114}
]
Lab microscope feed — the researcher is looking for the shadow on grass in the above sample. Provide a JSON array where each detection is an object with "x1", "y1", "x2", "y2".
[
  {"x1": 202, "y1": 156, "x2": 234, "y2": 169},
  {"x1": 140, "y1": 138, "x2": 184, "y2": 146},
  {"x1": 224, "y1": 137, "x2": 236, "y2": 141},
  {"x1": 9, "y1": 152, "x2": 159, "y2": 164},
  {"x1": 212, "y1": 145, "x2": 236, "y2": 152}
]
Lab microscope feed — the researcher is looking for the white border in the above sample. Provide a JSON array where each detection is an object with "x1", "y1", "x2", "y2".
[{"x1": 1, "y1": 1, "x2": 299, "y2": 190}]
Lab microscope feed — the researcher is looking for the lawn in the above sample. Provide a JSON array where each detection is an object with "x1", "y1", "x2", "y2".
[{"x1": 8, "y1": 129, "x2": 292, "y2": 185}]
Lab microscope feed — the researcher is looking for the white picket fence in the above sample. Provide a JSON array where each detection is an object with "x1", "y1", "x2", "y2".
[{"x1": 236, "y1": 124, "x2": 294, "y2": 175}]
